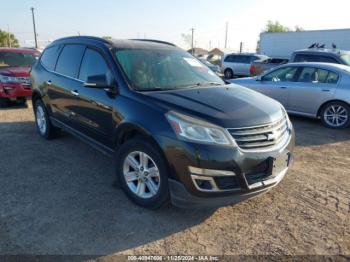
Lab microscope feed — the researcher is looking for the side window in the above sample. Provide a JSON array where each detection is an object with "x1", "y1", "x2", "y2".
[
  {"x1": 262, "y1": 67, "x2": 298, "y2": 82},
  {"x1": 326, "y1": 71, "x2": 339, "y2": 84},
  {"x1": 55, "y1": 45, "x2": 85, "y2": 78},
  {"x1": 294, "y1": 54, "x2": 317, "y2": 62},
  {"x1": 78, "y1": 48, "x2": 109, "y2": 82},
  {"x1": 40, "y1": 45, "x2": 61, "y2": 71},
  {"x1": 224, "y1": 55, "x2": 233, "y2": 62},
  {"x1": 297, "y1": 67, "x2": 339, "y2": 84},
  {"x1": 318, "y1": 56, "x2": 339, "y2": 64}
]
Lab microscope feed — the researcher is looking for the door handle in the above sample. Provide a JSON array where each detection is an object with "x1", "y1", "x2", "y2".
[
  {"x1": 322, "y1": 89, "x2": 330, "y2": 92},
  {"x1": 46, "y1": 80, "x2": 52, "y2": 86},
  {"x1": 70, "y1": 90, "x2": 79, "y2": 96},
  {"x1": 280, "y1": 86, "x2": 287, "y2": 89}
]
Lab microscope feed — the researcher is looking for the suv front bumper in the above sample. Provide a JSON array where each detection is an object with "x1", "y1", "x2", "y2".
[{"x1": 0, "y1": 83, "x2": 32, "y2": 100}]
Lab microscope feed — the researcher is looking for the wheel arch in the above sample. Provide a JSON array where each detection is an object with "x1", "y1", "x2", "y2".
[{"x1": 317, "y1": 99, "x2": 350, "y2": 117}]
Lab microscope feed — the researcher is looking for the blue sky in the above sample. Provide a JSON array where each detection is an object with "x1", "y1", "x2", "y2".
[{"x1": 1, "y1": 0, "x2": 350, "y2": 51}]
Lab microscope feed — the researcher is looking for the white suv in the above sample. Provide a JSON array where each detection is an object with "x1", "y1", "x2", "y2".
[{"x1": 222, "y1": 53, "x2": 268, "y2": 79}]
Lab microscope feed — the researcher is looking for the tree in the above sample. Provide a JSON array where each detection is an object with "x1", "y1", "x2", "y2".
[
  {"x1": 181, "y1": 33, "x2": 192, "y2": 49},
  {"x1": 262, "y1": 20, "x2": 291, "y2": 33},
  {"x1": 257, "y1": 21, "x2": 304, "y2": 52},
  {"x1": 0, "y1": 29, "x2": 19, "y2": 47},
  {"x1": 102, "y1": 36, "x2": 113, "y2": 40}
]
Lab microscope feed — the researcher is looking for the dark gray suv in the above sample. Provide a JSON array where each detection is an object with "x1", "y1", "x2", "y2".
[{"x1": 291, "y1": 48, "x2": 350, "y2": 66}]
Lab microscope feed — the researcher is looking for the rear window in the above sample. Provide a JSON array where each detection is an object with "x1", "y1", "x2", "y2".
[
  {"x1": 55, "y1": 45, "x2": 85, "y2": 78},
  {"x1": 40, "y1": 45, "x2": 61, "y2": 71}
]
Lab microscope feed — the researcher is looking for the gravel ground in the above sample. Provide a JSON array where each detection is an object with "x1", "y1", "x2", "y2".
[{"x1": 0, "y1": 102, "x2": 349, "y2": 257}]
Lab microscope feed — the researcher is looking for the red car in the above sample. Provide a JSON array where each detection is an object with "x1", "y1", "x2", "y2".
[{"x1": 0, "y1": 48, "x2": 40, "y2": 106}]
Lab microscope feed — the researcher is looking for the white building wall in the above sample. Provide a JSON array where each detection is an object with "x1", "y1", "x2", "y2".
[{"x1": 260, "y1": 29, "x2": 350, "y2": 58}]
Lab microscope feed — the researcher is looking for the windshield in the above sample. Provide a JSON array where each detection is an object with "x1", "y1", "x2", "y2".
[
  {"x1": 115, "y1": 49, "x2": 224, "y2": 91},
  {"x1": 0, "y1": 52, "x2": 38, "y2": 68},
  {"x1": 340, "y1": 54, "x2": 350, "y2": 66}
]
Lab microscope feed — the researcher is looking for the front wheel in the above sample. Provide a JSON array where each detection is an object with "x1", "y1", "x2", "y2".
[
  {"x1": 115, "y1": 138, "x2": 170, "y2": 209},
  {"x1": 320, "y1": 101, "x2": 350, "y2": 129}
]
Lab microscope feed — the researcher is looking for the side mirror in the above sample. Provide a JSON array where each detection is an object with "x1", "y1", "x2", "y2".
[{"x1": 84, "y1": 74, "x2": 110, "y2": 88}]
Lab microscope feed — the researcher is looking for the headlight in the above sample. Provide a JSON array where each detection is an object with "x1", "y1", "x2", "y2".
[
  {"x1": 0, "y1": 75, "x2": 19, "y2": 83},
  {"x1": 166, "y1": 111, "x2": 236, "y2": 146}
]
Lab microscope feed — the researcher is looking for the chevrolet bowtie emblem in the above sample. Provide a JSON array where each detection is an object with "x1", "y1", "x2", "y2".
[{"x1": 267, "y1": 131, "x2": 277, "y2": 141}]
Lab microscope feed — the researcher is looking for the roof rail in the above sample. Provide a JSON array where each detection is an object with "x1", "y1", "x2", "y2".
[
  {"x1": 53, "y1": 35, "x2": 113, "y2": 45},
  {"x1": 130, "y1": 39, "x2": 176, "y2": 47}
]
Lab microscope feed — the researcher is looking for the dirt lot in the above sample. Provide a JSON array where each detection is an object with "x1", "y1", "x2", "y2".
[{"x1": 0, "y1": 101, "x2": 349, "y2": 257}]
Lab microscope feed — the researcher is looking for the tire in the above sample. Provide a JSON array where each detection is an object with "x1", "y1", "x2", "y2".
[
  {"x1": 115, "y1": 138, "x2": 170, "y2": 209},
  {"x1": 34, "y1": 99, "x2": 61, "y2": 139},
  {"x1": 320, "y1": 101, "x2": 350, "y2": 129},
  {"x1": 0, "y1": 98, "x2": 9, "y2": 107},
  {"x1": 224, "y1": 68, "x2": 234, "y2": 79}
]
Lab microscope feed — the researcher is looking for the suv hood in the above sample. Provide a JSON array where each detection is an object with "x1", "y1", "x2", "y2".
[
  {"x1": 142, "y1": 84, "x2": 284, "y2": 128},
  {"x1": 0, "y1": 67, "x2": 30, "y2": 77}
]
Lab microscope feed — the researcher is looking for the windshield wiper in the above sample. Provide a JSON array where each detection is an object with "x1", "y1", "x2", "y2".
[{"x1": 136, "y1": 87, "x2": 176, "y2": 92}]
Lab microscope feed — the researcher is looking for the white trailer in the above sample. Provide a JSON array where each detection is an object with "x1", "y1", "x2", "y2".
[{"x1": 259, "y1": 28, "x2": 350, "y2": 58}]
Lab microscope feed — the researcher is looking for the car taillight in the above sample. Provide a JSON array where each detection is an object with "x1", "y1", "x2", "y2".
[{"x1": 249, "y1": 65, "x2": 256, "y2": 76}]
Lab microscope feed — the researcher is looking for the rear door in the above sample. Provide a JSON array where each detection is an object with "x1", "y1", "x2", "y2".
[
  {"x1": 234, "y1": 55, "x2": 251, "y2": 76},
  {"x1": 44, "y1": 44, "x2": 85, "y2": 126},
  {"x1": 287, "y1": 66, "x2": 339, "y2": 115}
]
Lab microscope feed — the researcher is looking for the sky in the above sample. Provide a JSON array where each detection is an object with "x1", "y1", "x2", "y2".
[{"x1": 1, "y1": 0, "x2": 350, "y2": 51}]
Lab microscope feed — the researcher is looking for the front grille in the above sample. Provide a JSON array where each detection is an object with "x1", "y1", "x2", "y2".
[
  {"x1": 17, "y1": 77, "x2": 31, "y2": 86},
  {"x1": 227, "y1": 115, "x2": 290, "y2": 151}
]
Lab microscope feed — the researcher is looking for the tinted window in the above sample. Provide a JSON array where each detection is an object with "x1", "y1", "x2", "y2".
[
  {"x1": 262, "y1": 66, "x2": 298, "y2": 82},
  {"x1": 294, "y1": 54, "x2": 339, "y2": 64},
  {"x1": 0, "y1": 51, "x2": 38, "y2": 68},
  {"x1": 318, "y1": 56, "x2": 339, "y2": 64},
  {"x1": 55, "y1": 45, "x2": 85, "y2": 78},
  {"x1": 41, "y1": 45, "x2": 61, "y2": 71},
  {"x1": 233, "y1": 56, "x2": 250, "y2": 63},
  {"x1": 297, "y1": 67, "x2": 339, "y2": 84},
  {"x1": 224, "y1": 55, "x2": 234, "y2": 62},
  {"x1": 79, "y1": 48, "x2": 109, "y2": 82}
]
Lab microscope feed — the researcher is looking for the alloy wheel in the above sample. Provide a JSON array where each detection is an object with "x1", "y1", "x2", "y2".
[
  {"x1": 323, "y1": 104, "x2": 348, "y2": 128},
  {"x1": 36, "y1": 105, "x2": 47, "y2": 135},
  {"x1": 123, "y1": 151, "x2": 160, "y2": 199}
]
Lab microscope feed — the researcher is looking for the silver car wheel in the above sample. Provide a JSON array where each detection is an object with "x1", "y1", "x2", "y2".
[
  {"x1": 123, "y1": 151, "x2": 160, "y2": 199},
  {"x1": 323, "y1": 104, "x2": 348, "y2": 127},
  {"x1": 36, "y1": 105, "x2": 47, "y2": 135}
]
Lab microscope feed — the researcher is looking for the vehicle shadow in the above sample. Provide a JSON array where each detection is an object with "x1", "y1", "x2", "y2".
[
  {"x1": 0, "y1": 121, "x2": 214, "y2": 256},
  {"x1": 0, "y1": 102, "x2": 29, "y2": 110},
  {"x1": 290, "y1": 115, "x2": 350, "y2": 147}
]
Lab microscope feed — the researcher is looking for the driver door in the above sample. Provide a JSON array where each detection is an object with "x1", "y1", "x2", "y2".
[{"x1": 255, "y1": 66, "x2": 300, "y2": 108}]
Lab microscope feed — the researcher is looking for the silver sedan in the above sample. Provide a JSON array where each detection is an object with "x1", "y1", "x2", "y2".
[{"x1": 231, "y1": 62, "x2": 350, "y2": 129}]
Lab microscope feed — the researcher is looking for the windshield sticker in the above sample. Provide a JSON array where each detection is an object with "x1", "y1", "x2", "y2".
[{"x1": 183, "y1": 57, "x2": 204, "y2": 67}]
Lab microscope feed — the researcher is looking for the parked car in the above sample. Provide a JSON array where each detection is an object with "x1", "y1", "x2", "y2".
[
  {"x1": 30, "y1": 36, "x2": 294, "y2": 209},
  {"x1": 231, "y1": 62, "x2": 350, "y2": 129},
  {"x1": 198, "y1": 58, "x2": 223, "y2": 77},
  {"x1": 290, "y1": 48, "x2": 350, "y2": 66},
  {"x1": 221, "y1": 53, "x2": 268, "y2": 79},
  {"x1": 250, "y1": 58, "x2": 289, "y2": 76},
  {"x1": 0, "y1": 48, "x2": 40, "y2": 106}
]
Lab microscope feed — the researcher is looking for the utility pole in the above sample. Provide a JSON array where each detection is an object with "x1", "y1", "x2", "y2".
[
  {"x1": 190, "y1": 28, "x2": 195, "y2": 55},
  {"x1": 30, "y1": 7, "x2": 38, "y2": 48},
  {"x1": 224, "y1": 22, "x2": 228, "y2": 48},
  {"x1": 239, "y1": 42, "x2": 243, "y2": 53},
  {"x1": 7, "y1": 25, "x2": 11, "y2": 48}
]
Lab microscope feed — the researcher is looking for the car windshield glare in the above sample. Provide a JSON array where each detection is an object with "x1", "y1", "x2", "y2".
[
  {"x1": 115, "y1": 49, "x2": 224, "y2": 91},
  {"x1": 0, "y1": 52, "x2": 38, "y2": 68},
  {"x1": 340, "y1": 54, "x2": 350, "y2": 66}
]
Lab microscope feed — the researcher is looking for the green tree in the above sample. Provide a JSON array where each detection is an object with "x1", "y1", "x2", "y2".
[
  {"x1": 0, "y1": 29, "x2": 19, "y2": 47},
  {"x1": 262, "y1": 20, "x2": 291, "y2": 33}
]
